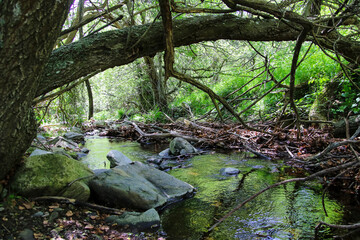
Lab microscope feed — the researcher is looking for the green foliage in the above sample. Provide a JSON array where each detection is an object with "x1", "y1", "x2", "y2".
[
  {"x1": 94, "y1": 110, "x2": 113, "y2": 121},
  {"x1": 132, "y1": 107, "x2": 167, "y2": 123},
  {"x1": 332, "y1": 78, "x2": 360, "y2": 115}
]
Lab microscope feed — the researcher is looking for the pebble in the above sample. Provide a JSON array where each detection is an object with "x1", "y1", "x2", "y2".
[
  {"x1": 18, "y1": 228, "x2": 35, "y2": 240},
  {"x1": 32, "y1": 211, "x2": 44, "y2": 218}
]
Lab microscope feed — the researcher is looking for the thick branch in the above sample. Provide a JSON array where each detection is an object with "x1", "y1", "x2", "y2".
[
  {"x1": 37, "y1": 15, "x2": 300, "y2": 97},
  {"x1": 38, "y1": 14, "x2": 360, "y2": 97}
]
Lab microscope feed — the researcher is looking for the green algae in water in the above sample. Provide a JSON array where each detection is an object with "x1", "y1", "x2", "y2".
[
  {"x1": 81, "y1": 137, "x2": 157, "y2": 169},
  {"x1": 80, "y1": 139, "x2": 345, "y2": 239},
  {"x1": 162, "y1": 153, "x2": 344, "y2": 240}
]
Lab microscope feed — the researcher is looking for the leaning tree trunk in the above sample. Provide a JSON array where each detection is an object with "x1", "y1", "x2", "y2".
[{"x1": 0, "y1": 0, "x2": 72, "y2": 180}]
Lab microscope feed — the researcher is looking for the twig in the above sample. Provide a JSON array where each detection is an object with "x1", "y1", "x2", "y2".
[
  {"x1": 163, "y1": 112, "x2": 175, "y2": 123},
  {"x1": 32, "y1": 196, "x2": 125, "y2": 215},
  {"x1": 228, "y1": 131, "x2": 271, "y2": 160},
  {"x1": 60, "y1": 4, "x2": 125, "y2": 36},
  {"x1": 2, "y1": 223, "x2": 11, "y2": 234},
  {"x1": 125, "y1": 120, "x2": 206, "y2": 143},
  {"x1": 88, "y1": 15, "x2": 124, "y2": 36},
  {"x1": 285, "y1": 145, "x2": 295, "y2": 158},
  {"x1": 321, "y1": 165, "x2": 355, "y2": 217},
  {"x1": 305, "y1": 139, "x2": 359, "y2": 161},
  {"x1": 34, "y1": 71, "x2": 100, "y2": 104}
]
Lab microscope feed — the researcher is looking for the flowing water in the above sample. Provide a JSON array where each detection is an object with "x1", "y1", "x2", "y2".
[{"x1": 82, "y1": 137, "x2": 360, "y2": 240}]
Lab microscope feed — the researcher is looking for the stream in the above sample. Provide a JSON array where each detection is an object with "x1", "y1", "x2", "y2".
[{"x1": 81, "y1": 137, "x2": 360, "y2": 240}]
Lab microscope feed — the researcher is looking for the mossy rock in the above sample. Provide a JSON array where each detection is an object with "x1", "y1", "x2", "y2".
[{"x1": 10, "y1": 154, "x2": 93, "y2": 200}]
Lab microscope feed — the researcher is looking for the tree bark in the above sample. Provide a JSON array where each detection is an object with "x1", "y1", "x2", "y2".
[
  {"x1": 36, "y1": 14, "x2": 360, "y2": 98},
  {"x1": 143, "y1": 56, "x2": 168, "y2": 111},
  {"x1": 0, "y1": 0, "x2": 72, "y2": 180},
  {"x1": 36, "y1": 15, "x2": 301, "y2": 97}
]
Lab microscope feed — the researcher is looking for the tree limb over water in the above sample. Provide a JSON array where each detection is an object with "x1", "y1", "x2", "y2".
[{"x1": 37, "y1": 13, "x2": 360, "y2": 97}]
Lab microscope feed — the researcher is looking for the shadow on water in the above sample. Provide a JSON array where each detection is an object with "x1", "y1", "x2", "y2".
[{"x1": 82, "y1": 137, "x2": 360, "y2": 240}]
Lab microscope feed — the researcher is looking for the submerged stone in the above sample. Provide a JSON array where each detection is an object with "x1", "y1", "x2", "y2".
[{"x1": 220, "y1": 167, "x2": 240, "y2": 176}]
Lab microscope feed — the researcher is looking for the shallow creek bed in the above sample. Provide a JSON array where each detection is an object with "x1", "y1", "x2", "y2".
[{"x1": 78, "y1": 137, "x2": 360, "y2": 240}]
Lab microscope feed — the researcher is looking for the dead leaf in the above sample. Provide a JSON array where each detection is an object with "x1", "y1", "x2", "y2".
[
  {"x1": 23, "y1": 202, "x2": 34, "y2": 209},
  {"x1": 65, "y1": 210, "x2": 73, "y2": 217},
  {"x1": 85, "y1": 224, "x2": 94, "y2": 229}
]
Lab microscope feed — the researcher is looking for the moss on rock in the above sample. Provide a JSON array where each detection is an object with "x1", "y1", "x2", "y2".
[{"x1": 10, "y1": 154, "x2": 93, "y2": 200}]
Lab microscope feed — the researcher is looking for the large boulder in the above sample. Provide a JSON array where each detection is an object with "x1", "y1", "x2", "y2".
[
  {"x1": 89, "y1": 162, "x2": 194, "y2": 210},
  {"x1": 169, "y1": 137, "x2": 197, "y2": 155},
  {"x1": 105, "y1": 208, "x2": 160, "y2": 232},
  {"x1": 10, "y1": 154, "x2": 93, "y2": 201},
  {"x1": 106, "y1": 150, "x2": 133, "y2": 168}
]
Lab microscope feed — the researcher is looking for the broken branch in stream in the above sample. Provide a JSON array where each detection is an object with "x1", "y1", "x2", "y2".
[
  {"x1": 208, "y1": 160, "x2": 360, "y2": 232},
  {"x1": 306, "y1": 125, "x2": 360, "y2": 162},
  {"x1": 125, "y1": 120, "x2": 206, "y2": 143}
]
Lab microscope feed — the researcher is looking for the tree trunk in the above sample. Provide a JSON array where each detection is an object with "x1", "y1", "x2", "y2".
[
  {"x1": 85, "y1": 80, "x2": 94, "y2": 119},
  {"x1": 144, "y1": 56, "x2": 168, "y2": 111},
  {"x1": 78, "y1": 0, "x2": 94, "y2": 120},
  {"x1": 309, "y1": 77, "x2": 339, "y2": 122},
  {"x1": 0, "y1": 0, "x2": 72, "y2": 180}
]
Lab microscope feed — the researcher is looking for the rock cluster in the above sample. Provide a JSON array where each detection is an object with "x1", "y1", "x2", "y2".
[{"x1": 9, "y1": 132, "x2": 195, "y2": 232}]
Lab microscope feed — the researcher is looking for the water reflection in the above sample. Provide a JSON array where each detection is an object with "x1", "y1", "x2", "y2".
[
  {"x1": 81, "y1": 137, "x2": 159, "y2": 169},
  {"x1": 162, "y1": 154, "x2": 343, "y2": 239},
  {"x1": 82, "y1": 138, "x2": 347, "y2": 239}
]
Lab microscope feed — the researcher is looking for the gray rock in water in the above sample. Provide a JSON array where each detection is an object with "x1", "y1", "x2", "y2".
[
  {"x1": 51, "y1": 147, "x2": 72, "y2": 158},
  {"x1": 30, "y1": 149, "x2": 52, "y2": 157},
  {"x1": 64, "y1": 132, "x2": 84, "y2": 143},
  {"x1": 77, "y1": 153, "x2": 88, "y2": 160},
  {"x1": 159, "y1": 148, "x2": 171, "y2": 158},
  {"x1": 36, "y1": 134, "x2": 47, "y2": 142},
  {"x1": 89, "y1": 162, "x2": 194, "y2": 210},
  {"x1": 50, "y1": 137, "x2": 79, "y2": 151},
  {"x1": 106, "y1": 150, "x2": 133, "y2": 168},
  {"x1": 220, "y1": 167, "x2": 240, "y2": 176},
  {"x1": 81, "y1": 148, "x2": 90, "y2": 153},
  {"x1": 70, "y1": 127, "x2": 83, "y2": 133},
  {"x1": 169, "y1": 137, "x2": 197, "y2": 156},
  {"x1": 105, "y1": 208, "x2": 160, "y2": 231}
]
